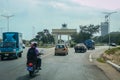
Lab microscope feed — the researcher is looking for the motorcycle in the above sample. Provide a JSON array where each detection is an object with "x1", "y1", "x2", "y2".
[
  {"x1": 27, "y1": 49, "x2": 44, "y2": 77},
  {"x1": 27, "y1": 50, "x2": 44, "y2": 77},
  {"x1": 27, "y1": 62, "x2": 39, "y2": 77}
]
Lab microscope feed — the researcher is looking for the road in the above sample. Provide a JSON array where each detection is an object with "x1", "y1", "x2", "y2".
[{"x1": 0, "y1": 46, "x2": 110, "y2": 80}]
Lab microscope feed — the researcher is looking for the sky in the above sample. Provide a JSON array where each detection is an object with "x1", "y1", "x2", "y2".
[{"x1": 0, "y1": 0, "x2": 120, "y2": 40}]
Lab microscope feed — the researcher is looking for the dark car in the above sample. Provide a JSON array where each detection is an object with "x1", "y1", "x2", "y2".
[
  {"x1": 74, "y1": 43, "x2": 87, "y2": 53},
  {"x1": 110, "y1": 43, "x2": 117, "y2": 46}
]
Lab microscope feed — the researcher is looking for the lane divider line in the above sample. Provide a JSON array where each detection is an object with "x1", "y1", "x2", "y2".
[{"x1": 89, "y1": 54, "x2": 93, "y2": 62}]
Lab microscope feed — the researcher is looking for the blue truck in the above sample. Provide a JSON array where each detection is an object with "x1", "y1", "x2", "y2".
[
  {"x1": 84, "y1": 39, "x2": 95, "y2": 50},
  {"x1": 0, "y1": 32, "x2": 23, "y2": 60}
]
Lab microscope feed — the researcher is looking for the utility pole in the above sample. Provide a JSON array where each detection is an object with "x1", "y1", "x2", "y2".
[
  {"x1": 103, "y1": 11, "x2": 117, "y2": 49},
  {"x1": 1, "y1": 14, "x2": 14, "y2": 32},
  {"x1": 0, "y1": 27, "x2": 5, "y2": 38}
]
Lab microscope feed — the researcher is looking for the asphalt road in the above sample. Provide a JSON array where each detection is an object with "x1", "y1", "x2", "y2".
[{"x1": 0, "y1": 46, "x2": 110, "y2": 80}]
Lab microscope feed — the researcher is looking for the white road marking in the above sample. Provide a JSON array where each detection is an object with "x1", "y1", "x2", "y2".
[{"x1": 89, "y1": 54, "x2": 93, "y2": 62}]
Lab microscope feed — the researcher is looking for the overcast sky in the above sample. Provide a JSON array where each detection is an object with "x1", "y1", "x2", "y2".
[{"x1": 0, "y1": 0, "x2": 120, "y2": 40}]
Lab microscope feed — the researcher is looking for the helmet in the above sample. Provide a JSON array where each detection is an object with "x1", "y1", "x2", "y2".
[
  {"x1": 31, "y1": 42, "x2": 37, "y2": 47},
  {"x1": 33, "y1": 43, "x2": 37, "y2": 47}
]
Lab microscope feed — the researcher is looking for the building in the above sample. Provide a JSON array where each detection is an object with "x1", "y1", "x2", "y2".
[{"x1": 101, "y1": 22, "x2": 109, "y2": 36}]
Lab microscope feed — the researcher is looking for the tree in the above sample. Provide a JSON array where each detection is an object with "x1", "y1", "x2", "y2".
[
  {"x1": 79, "y1": 24, "x2": 100, "y2": 38},
  {"x1": 93, "y1": 32, "x2": 120, "y2": 44},
  {"x1": 31, "y1": 29, "x2": 54, "y2": 44},
  {"x1": 71, "y1": 24, "x2": 100, "y2": 43}
]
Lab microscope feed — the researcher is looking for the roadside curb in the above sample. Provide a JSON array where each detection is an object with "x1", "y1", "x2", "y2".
[{"x1": 106, "y1": 60, "x2": 120, "y2": 72}]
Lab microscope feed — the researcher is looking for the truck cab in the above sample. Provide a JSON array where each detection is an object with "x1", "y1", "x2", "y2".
[{"x1": 84, "y1": 39, "x2": 95, "y2": 50}]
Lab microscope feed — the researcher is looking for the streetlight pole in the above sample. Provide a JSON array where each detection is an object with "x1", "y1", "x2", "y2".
[
  {"x1": 108, "y1": 21, "x2": 111, "y2": 49},
  {"x1": 0, "y1": 27, "x2": 5, "y2": 38},
  {"x1": 1, "y1": 15, "x2": 14, "y2": 32},
  {"x1": 103, "y1": 11, "x2": 117, "y2": 49}
]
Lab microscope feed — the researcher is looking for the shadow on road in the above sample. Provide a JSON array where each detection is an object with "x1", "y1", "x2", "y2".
[
  {"x1": 16, "y1": 74, "x2": 41, "y2": 80},
  {"x1": 0, "y1": 58, "x2": 18, "y2": 61},
  {"x1": 16, "y1": 74, "x2": 31, "y2": 80}
]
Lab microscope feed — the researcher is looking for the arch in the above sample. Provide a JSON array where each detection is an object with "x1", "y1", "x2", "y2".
[{"x1": 52, "y1": 28, "x2": 77, "y2": 44}]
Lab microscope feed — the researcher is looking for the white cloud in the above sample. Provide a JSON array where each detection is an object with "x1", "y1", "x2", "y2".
[
  {"x1": 49, "y1": 1, "x2": 70, "y2": 10},
  {"x1": 71, "y1": 0, "x2": 120, "y2": 10}
]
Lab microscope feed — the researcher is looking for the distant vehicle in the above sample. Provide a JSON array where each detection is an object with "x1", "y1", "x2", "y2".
[
  {"x1": 74, "y1": 43, "x2": 87, "y2": 53},
  {"x1": 84, "y1": 39, "x2": 95, "y2": 50},
  {"x1": 110, "y1": 43, "x2": 117, "y2": 46},
  {"x1": 0, "y1": 32, "x2": 23, "y2": 60},
  {"x1": 54, "y1": 44, "x2": 68, "y2": 56}
]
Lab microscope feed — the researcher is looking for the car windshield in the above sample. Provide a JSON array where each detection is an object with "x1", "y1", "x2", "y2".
[
  {"x1": 76, "y1": 43, "x2": 84, "y2": 46},
  {"x1": 56, "y1": 45, "x2": 65, "y2": 48}
]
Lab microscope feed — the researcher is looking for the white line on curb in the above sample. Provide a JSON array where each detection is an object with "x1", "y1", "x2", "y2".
[{"x1": 106, "y1": 60, "x2": 120, "y2": 71}]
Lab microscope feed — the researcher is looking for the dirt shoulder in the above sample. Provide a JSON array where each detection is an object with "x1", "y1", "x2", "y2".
[
  {"x1": 94, "y1": 60, "x2": 120, "y2": 80},
  {"x1": 92, "y1": 47, "x2": 120, "y2": 80}
]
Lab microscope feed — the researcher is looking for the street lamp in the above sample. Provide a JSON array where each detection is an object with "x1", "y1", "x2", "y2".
[
  {"x1": 1, "y1": 14, "x2": 14, "y2": 32},
  {"x1": 103, "y1": 11, "x2": 117, "y2": 49}
]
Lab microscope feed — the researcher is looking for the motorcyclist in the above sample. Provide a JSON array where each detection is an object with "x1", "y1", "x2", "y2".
[{"x1": 27, "y1": 42, "x2": 42, "y2": 70}]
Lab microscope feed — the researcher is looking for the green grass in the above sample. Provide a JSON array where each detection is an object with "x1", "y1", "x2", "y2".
[
  {"x1": 97, "y1": 58, "x2": 106, "y2": 63},
  {"x1": 105, "y1": 47, "x2": 120, "y2": 55},
  {"x1": 95, "y1": 43, "x2": 106, "y2": 46}
]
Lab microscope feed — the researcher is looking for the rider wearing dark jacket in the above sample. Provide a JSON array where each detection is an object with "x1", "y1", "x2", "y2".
[{"x1": 27, "y1": 43, "x2": 41, "y2": 70}]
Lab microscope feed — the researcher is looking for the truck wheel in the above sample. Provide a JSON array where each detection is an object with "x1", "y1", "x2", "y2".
[
  {"x1": 19, "y1": 53, "x2": 22, "y2": 57},
  {"x1": 1, "y1": 56, "x2": 4, "y2": 60}
]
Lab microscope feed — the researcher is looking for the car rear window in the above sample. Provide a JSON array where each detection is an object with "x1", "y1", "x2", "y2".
[{"x1": 56, "y1": 45, "x2": 65, "y2": 48}]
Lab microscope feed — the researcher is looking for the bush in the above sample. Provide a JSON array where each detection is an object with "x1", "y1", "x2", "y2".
[{"x1": 97, "y1": 57, "x2": 105, "y2": 63}]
